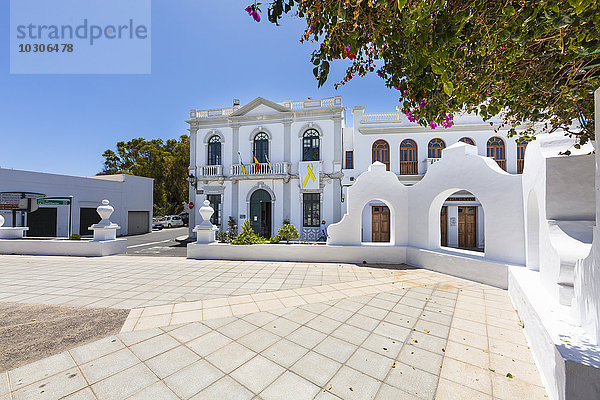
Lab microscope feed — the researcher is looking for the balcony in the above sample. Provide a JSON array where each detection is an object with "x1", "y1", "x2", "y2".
[
  {"x1": 399, "y1": 161, "x2": 419, "y2": 175},
  {"x1": 198, "y1": 165, "x2": 223, "y2": 177},
  {"x1": 517, "y1": 159, "x2": 524, "y2": 174},
  {"x1": 231, "y1": 162, "x2": 290, "y2": 177}
]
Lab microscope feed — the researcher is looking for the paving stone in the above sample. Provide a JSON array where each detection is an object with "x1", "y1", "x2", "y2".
[
  {"x1": 91, "y1": 363, "x2": 158, "y2": 400},
  {"x1": 9, "y1": 352, "x2": 76, "y2": 391},
  {"x1": 129, "y1": 333, "x2": 180, "y2": 361},
  {"x1": 435, "y1": 378, "x2": 492, "y2": 400},
  {"x1": 263, "y1": 338, "x2": 309, "y2": 368},
  {"x1": 128, "y1": 381, "x2": 179, "y2": 400},
  {"x1": 230, "y1": 355, "x2": 286, "y2": 394},
  {"x1": 490, "y1": 373, "x2": 548, "y2": 400},
  {"x1": 163, "y1": 360, "x2": 224, "y2": 399},
  {"x1": 327, "y1": 366, "x2": 382, "y2": 400},
  {"x1": 168, "y1": 322, "x2": 212, "y2": 343},
  {"x1": 439, "y1": 357, "x2": 492, "y2": 396},
  {"x1": 190, "y1": 376, "x2": 254, "y2": 400},
  {"x1": 330, "y1": 323, "x2": 371, "y2": 346},
  {"x1": 61, "y1": 387, "x2": 98, "y2": 400},
  {"x1": 186, "y1": 331, "x2": 231, "y2": 357},
  {"x1": 398, "y1": 345, "x2": 444, "y2": 375},
  {"x1": 384, "y1": 361, "x2": 439, "y2": 399},
  {"x1": 205, "y1": 342, "x2": 256, "y2": 373},
  {"x1": 286, "y1": 326, "x2": 328, "y2": 350},
  {"x1": 314, "y1": 336, "x2": 358, "y2": 363},
  {"x1": 260, "y1": 371, "x2": 321, "y2": 400},
  {"x1": 0, "y1": 373, "x2": 8, "y2": 396},
  {"x1": 144, "y1": 346, "x2": 200, "y2": 379},
  {"x1": 80, "y1": 348, "x2": 140, "y2": 384},
  {"x1": 263, "y1": 317, "x2": 301, "y2": 337},
  {"x1": 12, "y1": 367, "x2": 86, "y2": 400},
  {"x1": 69, "y1": 336, "x2": 124, "y2": 365},
  {"x1": 375, "y1": 384, "x2": 421, "y2": 400},
  {"x1": 237, "y1": 327, "x2": 281, "y2": 353},
  {"x1": 347, "y1": 348, "x2": 396, "y2": 380},
  {"x1": 219, "y1": 319, "x2": 259, "y2": 340}
]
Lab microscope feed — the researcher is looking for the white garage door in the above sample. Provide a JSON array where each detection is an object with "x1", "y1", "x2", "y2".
[{"x1": 128, "y1": 211, "x2": 149, "y2": 235}]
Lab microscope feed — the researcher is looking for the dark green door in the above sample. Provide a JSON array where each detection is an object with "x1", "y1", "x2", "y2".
[
  {"x1": 250, "y1": 189, "x2": 271, "y2": 238},
  {"x1": 27, "y1": 207, "x2": 57, "y2": 237}
]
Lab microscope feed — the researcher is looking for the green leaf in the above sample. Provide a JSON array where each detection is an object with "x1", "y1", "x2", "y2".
[
  {"x1": 397, "y1": 0, "x2": 407, "y2": 10},
  {"x1": 432, "y1": 64, "x2": 444, "y2": 75},
  {"x1": 503, "y1": 6, "x2": 515, "y2": 16},
  {"x1": 443, "y1": 81, "x2": 454, "y2": 96}
]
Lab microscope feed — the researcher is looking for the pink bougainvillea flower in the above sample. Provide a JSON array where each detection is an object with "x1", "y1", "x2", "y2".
[
  {"x1": 428, "y1": 121, "x2": 437, "y2": 129},
  {"x1": 418, "y1": 101, "x2": 426, "y2": 107},
  {"x1": 245, "y1": 4, "x2": 261, "y2": 22}
]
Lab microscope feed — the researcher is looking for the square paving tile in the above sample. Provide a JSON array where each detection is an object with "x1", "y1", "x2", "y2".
[
  {"x1": 260, "y1": 371, "x2": 321, "y2": 400},
  {"x1": 144, "y1": 346, "x2": 200, "y2": 379},
  {"x1": 327, "y1": 365, "x2": 382, "y2": 400},
  {"x1": 230, "y1": 355, "x2": 285, "y2": 394},
  {"x1": 91, "y1": 363, "x2": 158, "y2": 400},
  {"x1": 205, "y1": 342, "x2": 256, "y2": 373},
  {"x1": 190, "y1": 376, "x2": 253, "y2": 400},
  {"x1": 163, "y1": 360, "x2": 224, "y2": 399}
]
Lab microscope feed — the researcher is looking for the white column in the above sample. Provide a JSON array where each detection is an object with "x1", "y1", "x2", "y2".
[{"x1": 447, "y1": 206, "x2": 459, "y2": 247}]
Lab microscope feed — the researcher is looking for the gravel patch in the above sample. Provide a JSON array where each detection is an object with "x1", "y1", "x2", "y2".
[{"x1": 0, "y1": 302, "x2": 129, "y2": 372}]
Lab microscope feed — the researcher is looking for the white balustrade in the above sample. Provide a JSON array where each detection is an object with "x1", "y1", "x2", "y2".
[
  {"x1": 198, "y1": 165, "x2": 223, "y2": 177},
  {"x1": 361, "y1": 112, "x2": 402, "y2": 123},
  {"x1": 230, "y1": 162, "x2": 290, "y2": 176}
]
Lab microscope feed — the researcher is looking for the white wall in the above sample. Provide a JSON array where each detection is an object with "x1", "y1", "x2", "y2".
[{"x1": 0, "y1": 169, "x2": 153, "y2": 237}]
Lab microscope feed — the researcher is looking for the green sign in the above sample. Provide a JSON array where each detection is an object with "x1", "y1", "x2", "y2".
[{"x1": 37, "y1": 199, "x2": 70, "y2": 205}]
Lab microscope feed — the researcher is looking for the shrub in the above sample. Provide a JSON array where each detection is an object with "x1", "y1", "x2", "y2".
[
  {"x1": 228, "y1": 216, "x2": 238, "y2": 234},
  {"x1": 232, "y1": 219, "x2": 266, "y2": 245},
  {"x1": 278, "y1": 223, "x2": 299, "y2": 244},
  {"x1": 68, "y1": 234, "x2": 82, "y2": 240},
  {"x1": 269, "y1": 236, "x2": 280, "y2": 244}
]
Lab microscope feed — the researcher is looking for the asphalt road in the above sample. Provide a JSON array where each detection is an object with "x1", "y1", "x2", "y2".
[{"x1": 126, "y1": 226, "x2": 189, "y2": 257}]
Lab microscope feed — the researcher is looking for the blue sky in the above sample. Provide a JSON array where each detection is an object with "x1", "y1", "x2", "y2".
[{"x1": 1, "y1": 0, "x2": 400, "y2": 176}]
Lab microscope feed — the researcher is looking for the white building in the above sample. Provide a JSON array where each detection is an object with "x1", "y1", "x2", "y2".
[
  {"x1": 0, "y1": 168, "x2": 153, "y2": 237},
  {"x1": 187, "y1": 96, "x2": 527, "y2": 249}
]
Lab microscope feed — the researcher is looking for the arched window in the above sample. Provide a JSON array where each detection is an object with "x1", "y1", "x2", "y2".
[
  {"x1": 372, "y1": 140, "x2": 390, "y2": 170},
  {"x1": 207, "y1": 135, "x2": 222, "y2": 165},
  {"x1": 459, "y1": 137, "x2": 475, "y2": 146},
  {"x1": 302, "y1": 129, "x2": 320, "y2": 161},
  {"x1": 517, "y1": 139, "x2": 527, "y2": 174},
  {"x1": 400, "y1": 139, "x2": 418, "y2": 174},
  {"x1": 253, "y1": 132, "x2": 269, "y2": 163},
  {"x1": 487, "y1": 136, "x2": 506, "y2": 170},
  {"x1": 428, "y1": 138, "x2": 446, "y2": 158}
]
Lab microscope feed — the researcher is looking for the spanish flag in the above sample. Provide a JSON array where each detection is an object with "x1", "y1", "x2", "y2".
[{"x1": 253, "y1": 153, "x2": 261, "y2": 173}]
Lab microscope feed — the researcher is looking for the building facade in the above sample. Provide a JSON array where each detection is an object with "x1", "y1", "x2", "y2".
[
  {"x1": 0, "y1": 168, "x2": 154, "y2": 237},
  {"x1": 187, "y1": 96, "x2": 527, "y2": 248}
]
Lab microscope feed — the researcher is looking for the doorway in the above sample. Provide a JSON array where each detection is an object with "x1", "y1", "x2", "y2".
[
  {"x1": 250, "y1": 189, "x2": 272, "y2": 238},
  {"x1": 458, "y1": 206, "x2": 477, "y2": 248},
  {"x1": 27, "y1": 207, "x2": 57, "y2": 237},
  {"x1": 371, "y1": 205, "x2": 390, "y2": 242}
]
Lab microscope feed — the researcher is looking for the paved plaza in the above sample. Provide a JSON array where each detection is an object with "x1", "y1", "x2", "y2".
[{"x1": 0, "y1": 255, "x2": 548, "y2": 399}]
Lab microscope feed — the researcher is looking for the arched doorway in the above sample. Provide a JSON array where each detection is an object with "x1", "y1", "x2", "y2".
[
  {"x1": 250, "y1": 189, "x2": 272, "y2": 238},
  {"x1": 487, "y1": 136, "x2": 506, "y2": 170},
  {"x1": 439, "y1": 190, "x2": 485, "y2": 252},
  {"x1": 361, "y1": 200, "x2": 392, "y2": 243}
]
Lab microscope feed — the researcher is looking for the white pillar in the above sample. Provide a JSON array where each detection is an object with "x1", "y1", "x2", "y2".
[{"x1": 447, "y1": 206, "x2": 459, "y2": 247}]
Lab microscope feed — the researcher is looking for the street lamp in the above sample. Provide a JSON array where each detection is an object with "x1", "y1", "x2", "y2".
[{"x1": 187, "y1": 173, "x2": 197, "y2": 190}]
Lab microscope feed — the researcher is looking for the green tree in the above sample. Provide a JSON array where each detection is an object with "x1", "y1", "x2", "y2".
[
  {"x1": 232, "y1": 219, "x2": 266, "y2": 245},
  {"x1": 258, "y1": 0, "x2": 599, "y2": 144},
  {"x1": 98, "y1": 135, "x2": 189, "y2": 214},
  {"x1": 278, "y1": 223, "x2": 299, "y2": 244}
]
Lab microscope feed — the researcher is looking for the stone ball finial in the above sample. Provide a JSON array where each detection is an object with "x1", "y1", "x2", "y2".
[
  {"x1": 199, "y1": 200, "x2": 214, "y2": 223},
  {"x1": 96, "y1": 199, "x2": 114, "y2": 224},
  {"x1": 0, "y1": 214, "x2": 4, "y2": 227}
]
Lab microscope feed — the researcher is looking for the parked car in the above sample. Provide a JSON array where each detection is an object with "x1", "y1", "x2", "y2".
[
  {"x1": 152, "y1": 218, "x2": 164, "y2": 230},
  {"x1": 179, "y1": 212, "x2": 189, "y2": 226},
  {"x1": 161, "y1": 215, "x2": 184, "y2": 228}
]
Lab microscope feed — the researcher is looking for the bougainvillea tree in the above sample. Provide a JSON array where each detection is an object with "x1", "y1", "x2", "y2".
[{"x1": 246, "y1": 0, "x2": 600, "y2": 145}]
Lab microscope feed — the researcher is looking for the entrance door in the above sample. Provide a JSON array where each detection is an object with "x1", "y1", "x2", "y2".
[
  {"x1": 128, "y1": 211, "x2": 149, "y2": 235},
  {"x1": 250, "y1": 189, "x2": 272, "y2": 238},
  {"x1": 458, "y1": 207, "x2": 477, "y2": 248},
  {"x1": 372, "y1": 205, "x2": 390, "y2": 242},
  {"x1": 440, "y1": 206, "x2": 448, "y2": 247},
  {"x1": 80, "y1": 207, "x2": 101, "y2": 236},
  {"x1": 27, "y1": 207, "x2": 57, "y2": 237}
]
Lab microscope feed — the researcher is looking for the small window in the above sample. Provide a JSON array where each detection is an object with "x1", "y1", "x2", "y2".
[
  {"x1": 303, "y1": 193, "x2": 320, "y2": 227},
  {"x1": 345, "y1": 151, "x2": 354, "y2": 169},
  {"x1": 208, "y1": 135, "x2": 222, "y2": 166},
  {"x1": 302, "y1": 129, "x2": 320, "y2": 161},
  {"x1": 459, "y1": 137, "x2": 475, "y2": 146},
  {"x1": 517, "y1": 139, "x2": 527, "y2": 174}
]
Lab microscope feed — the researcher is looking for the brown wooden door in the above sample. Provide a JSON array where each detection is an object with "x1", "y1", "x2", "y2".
[
  {"x1": 440, "y1": 206, "x2": 448, "y2": 247},
  {"x1": 372, "y1": 206, "x2": 390, "y2": 242},
  {"x1": 458, "y1": 207, "x2": 477, "y2": 248}
]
